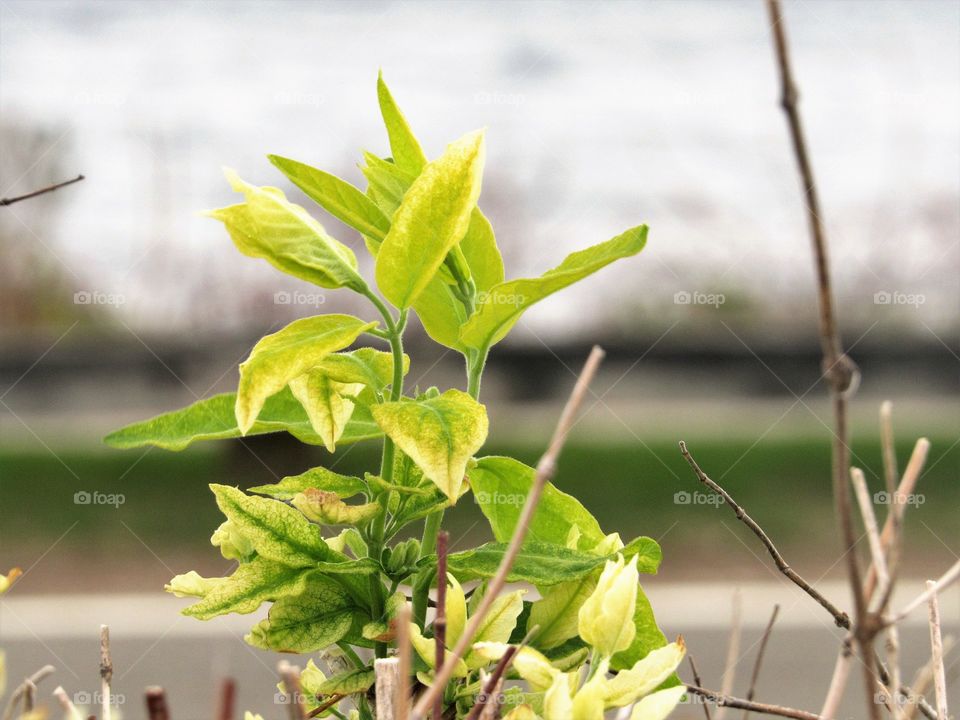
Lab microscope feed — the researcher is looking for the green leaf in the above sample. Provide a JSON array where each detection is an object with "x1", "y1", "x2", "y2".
[
  {"x1": 376, "y1": 71, "x2": 428, "y2": 174},
  {"x1": 207, "y1": 170, "x2": 366, "y2": 291},
  {"x1": 211, "y1": 484, "x2": 333, "y2": 568},
  {"x1": 315, "y1": 667, "x2": 376, "y2": 696},
  {"x1": 246, "y1": 574, "x2": 357, "y2": 653},
  {"x1": 460, "y1": 225, "x2": 648, "y2": 351},
  {"x1": 610, "y1": 583, "x2": 673, "y2": 674},
  {"x1": 292, "y1": 488, "x2": 380, "y2": 526},
  {"x1": 528, "y1": 574, "x2": 598, "y2": 650},
  {"x1": 312, "y1": 348, "x2": 407, "y2": 390},
  {"x1": 621, "y1": 536, "x2": 663, "y2": 575},
  {"x1": 175, "y1": 558, "x2": 311, "y2": 620},
  {"x1": 249, "y1": 467, "x2": 366, "y2": 501},
  {"x1": 371, "y1": 389, "x2": 488, "y2": 500},
  {"x1": 374, "y1": 130, "x2": 486, "y2": 309},
  {"x1": 449, "y1": 542, "x2": 614, "y2": 585},
  {"x1": 104, "y1": 387, "x2": 381, "y2": 451},
  {"x1": 360, "y1": 152, "x2": 415, "y2": 220},
  {"x1": 469, "y1": 457, "x2": 605, "y2": 551},
  {"x1": 289, "y1": 371, "x2": 365, "y2": 452},
  {"x1": 236, "y1": 314, "x2": 377, "y2": 433},
  {"x1": 268, "y1": 155, "x2": 391, "y2": 242}
]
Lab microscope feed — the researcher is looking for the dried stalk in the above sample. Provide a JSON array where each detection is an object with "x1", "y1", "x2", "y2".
[
  {"x1": 686, "y1": 686, "x2": 825, "y2": 720},
  {"x1": 716, "y1": 590, "x2": 742, "y2": 720},
  {"x1": 54, "y1": 686, "x2": 83, "y2": 720},
  {"x1": 217, "y1": 678, "x2": 235, "y2": 720},
  {"x1": 742, "y1": 604, "x2": 780, "y2": 720},
  {"x1": 2, "y1": 665, "x2": 55, "y2": 720},
  {"x1": 905, "y1": 637, "x2": 956, "y2": 720},
  {"x1": 375, "y1": 658, "x2": 400, "y2": 720},
  {"x1": 395, "y1": 602, "x2": 413, "y2": 720},
  {"x1": 145, "y1": 686, "x2": 170, "y2": 720},
  {"x1": 880, "y1": 401, "x2": 898, "y2": 495},
  {"x1": 678, "y1": 442, "x2": 849, "y2": 628},
  {"x1": 465, "y1": 645, "x2": 519, "y2": 720},
  {"x1": 22, "y1": 681, "x2": 36, "y2": 714},
  {"x1": 433, "y1": 531, "x2": 449, "y2": 720},
  {"x1": 410, "y1": 345, "x2": 606, "y2": 720},
  {"x1": 100, "y1": 626, "x2": 113, "y2": 720},
  {"x1": 925, "y1": 582, "x2": 948, "y2": 719},
  {"x1": 884, "y1": 560, "x2": 960, "y2": 629},
  {"x1": 764, "y1": 0, "x2": 875, "y2": 715},
  {"x1": 0, "y1": 174, "x2": 84, "y2": 207},
  {"x1": 820, "y1": 639, "x2": 853, "y2": 719}
]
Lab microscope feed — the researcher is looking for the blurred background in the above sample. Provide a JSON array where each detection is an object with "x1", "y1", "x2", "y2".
[{"x1": 1, "y1": 0, "x2": 957, "y2": 716}]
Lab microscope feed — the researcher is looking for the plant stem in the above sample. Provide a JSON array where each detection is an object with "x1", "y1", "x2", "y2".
[
  {"x1": 466, "y1": 348, "x2": 487, "y2": 400},
  {"x1": 337, "y1": 641, "x2": 366, "y2": 670},
  {"x1": 413, "y1": 511, "x2": 444, "y2": 626}
]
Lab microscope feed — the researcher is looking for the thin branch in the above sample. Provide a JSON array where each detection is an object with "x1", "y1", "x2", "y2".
[
  {"x1": 411, "y1": 345, "x2": 606, "y2": 720},
  {"x1": 765, "y1": 0, "x2": 873, "y2": 715},
  {"x1": 100, "y1": 625, "x2": 113, "y2": 720},
  {"x1": 22, "y1": 680, "x2": 36, "y2": 714},
  {"x1": 0, "y1": 174, "x2": 84, "y2": 207},
  {"x1": 217, "y1": 678, "x2": 235, "y2": 720},
  {"x1": 717, "y1": 590, "x2": 742, "y2": 720},
  {"x1": 820, "y1": 638, "x2": 853, "y2": 719},
  {"x1": 743, "y1": 604, "x2": 780, "y2": 719},
  {"x1": 145, "y1": 686, "x2": 170, "y2": 720},
  {"x1": 464, "y1": 646, "x2": 519, "y2": 720},
  {"x1": 433, "y1": 531, "x2": 448, "y2": 720},
  {"x1": 686, "y1": 686, "x2": 824, "y2": 720},
  {"x1": 880, "y1": 401, "x2": 898, "y2": 495},
  {"x1": 678, "y1": 442, "x2": 849, "y2": 628},
  {"x1": 688, "y1": 656, "x2": 713, "y2": 720},
  {"x1": 884, "y1": 560, "x2": 960, "y2": 629},
  {"x1": 54, "y1": 686, "x2": 83, "y2": 720},
  {"x1": 905, "y1": 637, "x2": 956, "y2": 720},
  {"x1": 925, "y1": 582, "x2": 948, "y2": 720},
  {"x1": 2, "y1": 665, "x2": 55, "y2": 720}
]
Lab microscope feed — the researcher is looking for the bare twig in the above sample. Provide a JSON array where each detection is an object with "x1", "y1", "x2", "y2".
[
  {"x1": 884, "y1": 560, "x2": 960, "y2": 629},
  {"x1": 465, "y1": 646, "x2": 518, "y2": 720},
  {"x1": 716, "y1": 590, "x2": 742, "y2": 720},
  {"x1": 145, "y1": 686, "x2": 170, "y2": 720},
  {"x1": 216, "y1": 677, "x2": 235, "y2": 720},
  {"x1": 678, "y1": 442, "x2": 849, "y2": 628},
  {"x1": 765, "y1": 0, "x2": 874, "y2": 715},
  {"x1": 742, "y1": 604, "x2": 780, "y2": 720},
  {"x1": 22, "y1": 680, "x2": 36, "y2": 714},
  {"x1": 100, "y1": 625, "x2": 113, "y2": 720},
  {"x1": 880, "y1": 401, "x2": 898, "y2": 496},
  {"x1": 687, "y1": 686, "x2": 825, "y2": 720},
  {"x1": 411, "y1": 345, "x2": 606, "y2": 720},
  {"x1": 688, "y1": 656, "x2": 713, "y2": 720},
  {"x1": 433, "y1": 531, "x2": 449, "y2": 720},
  {"x1": 278, "y1": 661, "x2": 306, "y2": 720},
  {"x1": 375, "y1": 658, "x2": 400, "y2": 720},
  {"x1": 0, "y1": 174, "x2": 84, "y2": 207},
  {"x1": 925, "y1": 582, "x2": 948, "y2": 719},
  {"x1": 54, "y1": 686, "x2": 83, "y2": 720},
  {"x1": 2, "y1": 665, "x2": 55, "y2": 720},
  {"x1": 905, "y1": 637, "x2": 956, "y2": 720},
  {"x1": 820, "y1": 638, "x2": 854, "y2": 719},
  {"x1": 395, "y1": 602, "x2": 412, "y2": 720}
]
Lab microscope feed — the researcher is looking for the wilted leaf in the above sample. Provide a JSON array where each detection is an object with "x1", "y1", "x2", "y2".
[
  {"x1": 235, "y1": 314, "x2": 376, "y2": 434},
  {"x1": 371, "y1": 389, "x2": 488, "y2": 500},
  {"x1": 292, "y1": 488, "x2": 380, "y2": 526}
]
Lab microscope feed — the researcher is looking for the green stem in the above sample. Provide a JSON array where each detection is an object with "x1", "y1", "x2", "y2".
[
  {"x1": 466, "y1": 347, "x2": 487, "y2": 400},
  {"x1": 337, "y1": 641, "x2": 366, "y2": 670},
  {"x1": 412, "y1": 510, "x2": 444, "y2": 626}
]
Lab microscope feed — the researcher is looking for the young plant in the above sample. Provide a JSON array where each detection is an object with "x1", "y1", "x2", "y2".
[{"x1": 106, "y1": 73, "x2": 678, "y2": 719}]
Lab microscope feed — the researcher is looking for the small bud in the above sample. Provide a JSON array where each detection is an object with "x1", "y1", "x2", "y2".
[{"x1": 578, "y1": 554, "x2": 639, "y2": 658}]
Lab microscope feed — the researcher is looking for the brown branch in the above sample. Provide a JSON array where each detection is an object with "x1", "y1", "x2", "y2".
[
  {"x1": 742, "y1": 604, "x2": 781, "y2": 719},
  {"x1": 687, "y1": 686, "x2": 824, "y2": 720},
  {"x1": 410, "y1": 345, "x2": 606, "y2": 720},
  {"x1": 717, "y1": 591, "x2": 742, "y2": 720},
  {"x1": 764, "y1": 1, "x2": 874, "y2": 715},
  {"x1": 145, "y1": 687, "x2": 170, "y2": 720},
  {"x1": 216, "y1": 678, "x2": 235, "y2": 720},
  {"x1": 0, "y1": 174, "x2": 84, "y2": 207},
  {"x1": 2, "y1": 665, "x2": 55, "y2": 720},
  {"x1": 688, "y1": 656, "x2": 713, "y2": 720},
  {"x1": 679, "y1": 442, "x2": 850, "y2": 629},
  {"x1": 464, "y1": 645, "x2": 519, "y2": 720},
  {"x1": 433, "y1": 530, "x2": 449, "y2": 720}
]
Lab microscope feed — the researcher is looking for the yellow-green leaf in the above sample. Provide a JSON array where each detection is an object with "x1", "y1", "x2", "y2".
[
  {"x1": 249, "y1": 466, "x2": 366, "y2": 501},
  {"x1": 289, "y1": 370, "x2": 365, "y2": 452},
  {"x1": 268, "y1": 155, "x2": 390, "y2": 241},
  {"x1": 460, "y1": 225, "x2": 648, "y2": 351},
  {"x1": 376, "y1": 71, "x2": 428, "y2": 174},
  {"x1": 628, "y1": 686, "x2": 686, "y2": 720},
  {"x1": 374, "y1": 130, "x2": 486, "y2": 309},
  {"x1": 208, "y1": 170, "x2": 366, "y2": 291},
  {"x1": 235, "y1": 314, "x2": 376, "y2": 434},
  {"x1": 371, "y1": 389, "x2": 488, "y2": 500},
  {"x1": 603, "y1": 640, "x2": 686, "y2": 708},
  {"x1": 292, "y1": 488, "x2": 380, "y2": 526},
  {"x1": 311, "y1": 348, "x2": 407, "y2": 390},
  {"x1": 173, "y1": 559, "x2": 311, "y2": 620}
]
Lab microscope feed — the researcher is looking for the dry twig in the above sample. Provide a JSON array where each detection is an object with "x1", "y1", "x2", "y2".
[
  {"x1": 688, "y1": 656, "x2": 713, "y2": 720},
  {"x1": 433, "y1": 531, "x2": 449, "y2": 720},
  {"x1": 2, "y1": 665, "x2": 55, "y2": 720},
  {"x1": 410, "y1": 345, "x2": 606, "y2": 720},
  {"x1": 716, "y1": 590, "x2": 742, "y2": 720},
  {"x1": 395, "y1": 602, "x2": 413, "y2": 720},
  {"x1": 742, "y1": 604, "x2": 780, "y2": 719},
  {"x1": 0, "y1": 174, "x2": 84, "y2": 207},
  {"x1": 100, "y1": 625, "x2": 113, "y2": 720},
  {"x1": 687, "y1": 685, "x2": 825, "y2": 720},
  {"x1": 925, "y1": 582, "x2": 948, "y2": 719},
  {"x1": 145, "y1": 686, "x2": 170, "y2": 720},
  {"x1": 216, "y1": 678, "x2": 235, "y2": 720},
  {"x1": 54, "y1": 686, "x2": 83, "y2": 720}
]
